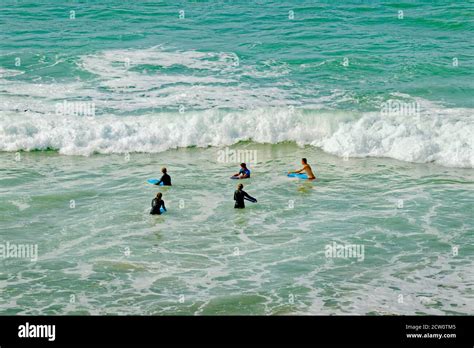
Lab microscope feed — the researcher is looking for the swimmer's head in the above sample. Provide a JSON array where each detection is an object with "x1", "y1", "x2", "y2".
[
  {"x1": 162, "y1": 167, "x2": 167, "y2": 173},
  {"x1": 156, "y1": 192, "x2": 162, "y2": 199},
  {"x1": 302, "y1": 158, "x2": 307, "y2": 164},
  {"x1": 237, "y1": 183, "x2": 243, "y2": 190},
  {"x1": 240, "y1": 163, "x2": 247, "y2": 169}
]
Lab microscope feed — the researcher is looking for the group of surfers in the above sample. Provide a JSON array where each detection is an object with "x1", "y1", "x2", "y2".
[{"x1": 150, "y1": 158, "x2": 316, "y2": 215}]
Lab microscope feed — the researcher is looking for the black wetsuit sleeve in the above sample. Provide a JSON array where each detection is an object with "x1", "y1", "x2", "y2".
[
  {"x1": 243, "y1": 191, "x2": 254, "y2": 200},
  {"x1": 156, "y1": 175, "x2": 163, "y2": 185},
  {"x1": 157, "y1": 174, "x2": 171, "y2": 185},
  {"x1": 243, "y1": 191, "x2": 257, "y2": 202},
  {"x1": 161, "y1": 200, "x2": 166, "y2": 211}
]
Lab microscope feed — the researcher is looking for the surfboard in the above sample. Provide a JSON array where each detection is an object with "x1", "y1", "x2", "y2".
[
  {"x1": 147, "y1": 179, "x2": 163, "y2": 185},
  {"x1": 287, "y1": 173, "x2": 308, "y2": 179}
]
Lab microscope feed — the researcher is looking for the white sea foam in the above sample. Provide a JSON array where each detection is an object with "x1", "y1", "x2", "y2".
[
  {"x1": 0, "y1": 68, "x2": 24, "y2": 78},
  {"x1": 313, "y1": 99, "x2": 473, "y2": 168},
  {"x1": 0, "y1": 47, "x2": 472, "y2": 168},
  {"x1": 76, "y1": 46, "x2": 291, "y2": 110},
  {"x1": 0, "y1": 106, "x2": 472, "y2": 168}
]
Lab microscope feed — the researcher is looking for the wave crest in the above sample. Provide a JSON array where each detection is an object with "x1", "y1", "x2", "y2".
[{"x1": 1, "y1": 107, "x2": 472, "y2": 168}]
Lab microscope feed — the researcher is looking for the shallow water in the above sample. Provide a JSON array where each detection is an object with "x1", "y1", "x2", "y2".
[{"x1": 1, "y1": 144, "x2": 473, "y2": 314}]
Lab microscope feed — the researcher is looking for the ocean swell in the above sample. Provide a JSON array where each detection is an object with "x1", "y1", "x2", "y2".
[{"x1": 1, "y1": 107, "x2": 472, "y2": 168}]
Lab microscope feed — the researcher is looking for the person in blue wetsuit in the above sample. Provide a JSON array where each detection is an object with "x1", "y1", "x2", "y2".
[
  {"x1": 155, "y1": 167, "x2": 171, "y2": 186},
  {"x1": 234, "y1": 183, "x2": 257, "y2": 209},
  {"x1": 150, "y1": 192, "x2": 166, "y2": 215},
  {"x1": 232, "y1": 163, "x2": 251, "y2": 179}
]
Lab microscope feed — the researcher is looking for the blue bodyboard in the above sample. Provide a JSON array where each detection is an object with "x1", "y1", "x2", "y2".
[
  {"x1": 147, "y1": 179, "x2": 164, "y2": 185},
  {"x1": 287, "y1": 173, "x2": 308, "y2": 179}
]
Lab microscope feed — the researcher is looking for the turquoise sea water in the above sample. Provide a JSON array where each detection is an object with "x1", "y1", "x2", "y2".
[{"x1": 0, "y1": 1, "x2": 473, "y2": 314}]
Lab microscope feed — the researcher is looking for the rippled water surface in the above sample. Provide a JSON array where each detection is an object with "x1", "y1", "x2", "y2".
[{"x1": 1, "y1": 145, "x2": 473, "y2": 314}]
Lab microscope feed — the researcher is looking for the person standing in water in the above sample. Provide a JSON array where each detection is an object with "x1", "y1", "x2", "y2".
[
  {"x1": 234, "y1": 183, "x2": 257, "y2": 209},
  {"x1": 155, "y1": 167, "x2": 171, "y2": 186},
  {"x1": 232, "y1": 163, "x2": 251, "y2": 179},
  {"x1": 150, "y1": 192, "x2": 166, "y2": 215},
  {"x1": 288, "y1": 158, "x2": 316, "y2": 180}
]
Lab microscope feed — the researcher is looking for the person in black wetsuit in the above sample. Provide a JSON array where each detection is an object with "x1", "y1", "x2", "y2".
[
  {"x1": 155, "y1": 167, "x2": 171, "y2": 186},
  {"x1": 150, "y1": 192, "x2": 166, "y2": 215},
  {"x1": 234, "y1": 183, "x2": 257, "y2": 209}
]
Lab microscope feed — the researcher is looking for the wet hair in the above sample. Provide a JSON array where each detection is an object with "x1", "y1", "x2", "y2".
[
  {"x1": 156, "y1": 192, "x2": 162, "y2": 199},
  {"x1": 237, "y1": 183, "x2": 243, "y2": 190},
  {"x1": 240, "y1": 163, "x2": 247, "y2": 168},
  {"x1": 162, "y1": 167, "x2": 167, "y2": 173},
  {"x1": 302, "y1": 158, "x2": 307, "y2": 164}
]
